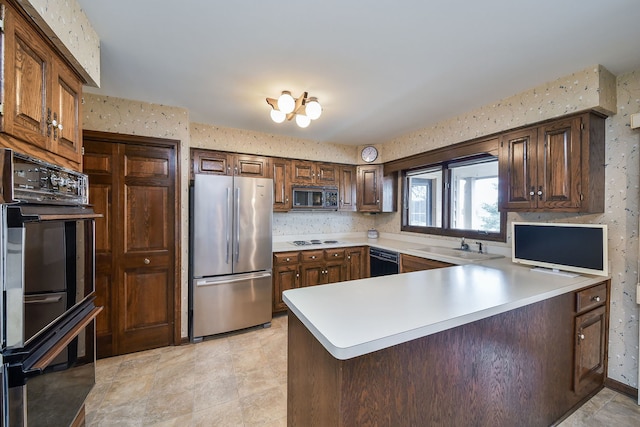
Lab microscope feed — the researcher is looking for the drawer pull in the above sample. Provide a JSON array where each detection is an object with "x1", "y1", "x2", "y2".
[
  {"x1": 311, "y1": 255, "x2": 316, "y2": 259},
  {"x1": 286, "y1": 257, "x2": 290, "y2": 262},
  {"x1": 592, "y1": 296, "x2": 601, "y2": 302},
  {"x1": 144, "y1": 258, "x2": 150, "y2": 265},
  {"x1": 334, "y1": 253, "x2": 339, "y2": 257}
]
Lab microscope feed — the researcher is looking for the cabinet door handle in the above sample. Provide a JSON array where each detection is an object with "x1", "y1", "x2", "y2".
[
  {"x1": 52, "y1": 112, "x2": 60, "y2": 140},
  {"x1": 537, "y1": 186, "x2": 543, "y2": 200},
  {"x1": 592, "y1": 296, "x2": 601, "y2": 302},
  {"x1": 144, "y1": 258, "x2": 150, "y2": 265},
  {"x1": 46, "y1": 109, "x2": 53, "y2": 137},
  {"x1": 578, "y1": 333, "x2": 585, "y2": 341},
  {"x1": 348, "y1": 255, "x2": 351, "y2": 260},
  {"x1": 529, "y1": 186, "x2": 535, "y2": 196}
]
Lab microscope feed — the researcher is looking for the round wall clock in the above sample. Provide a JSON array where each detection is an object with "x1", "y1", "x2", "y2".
[{"x1": 361, "y1": 146, "x2": 378, "y2": 163}]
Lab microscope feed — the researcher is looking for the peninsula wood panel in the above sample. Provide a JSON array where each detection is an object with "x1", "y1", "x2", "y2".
[{"x1": 288, "y1": 282, "x2": 610, "y2": 426}]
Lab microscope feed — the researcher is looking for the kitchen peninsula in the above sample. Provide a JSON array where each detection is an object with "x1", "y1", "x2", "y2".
[{"x1": 283, "y1": 259, "x2": 610, "y2": 426}]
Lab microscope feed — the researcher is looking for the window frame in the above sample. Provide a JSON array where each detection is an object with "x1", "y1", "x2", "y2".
[{"x1": 395, "y1": 138, "x2": 506, "y2": 242}]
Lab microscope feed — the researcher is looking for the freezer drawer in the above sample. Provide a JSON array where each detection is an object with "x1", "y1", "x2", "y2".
[{"x1": 191, "y1": 271, "x2": 272, "y2": 338}]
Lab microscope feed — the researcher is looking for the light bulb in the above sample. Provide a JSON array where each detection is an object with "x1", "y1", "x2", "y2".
[
  {"x1": 277, "y1": 91, "x2": 295, "y2": 114},
  {"x1": 270, "y1": 109, "x2": 286, "y2": 123},
  {"x1": 296, "y1": 114, "x2": 311, "y2": 128},
  {"x1": 305, "y1": 99, "x2": 322, "y2": 120}
]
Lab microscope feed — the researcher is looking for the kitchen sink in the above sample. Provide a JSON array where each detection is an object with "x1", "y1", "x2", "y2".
[{"x1": 412, "y1": 245, "x2": 504, "y2": 262}]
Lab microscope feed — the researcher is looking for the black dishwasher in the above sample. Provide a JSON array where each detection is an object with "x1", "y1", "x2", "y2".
[{"x1": 369, "y1": 247, "x2": 399, "y2": 277}]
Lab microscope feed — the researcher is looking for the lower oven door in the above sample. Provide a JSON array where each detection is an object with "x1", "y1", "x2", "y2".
[{"x1": 7, "y1": 305, "x2": 101, "y2": 427}]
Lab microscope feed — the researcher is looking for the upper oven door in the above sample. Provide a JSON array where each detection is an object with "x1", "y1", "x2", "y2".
[{"x1": 4, "y1": 205, "x2": 99, "y2": 349}]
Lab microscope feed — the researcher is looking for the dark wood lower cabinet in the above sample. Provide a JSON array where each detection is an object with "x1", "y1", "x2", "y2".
[
  {"x1": 288, "y1": 281, "x2": 610, "y2": 426},
  {"x1": 399, "y1": 253, "x2": 454, "y2": 272},
  {"x1": 272, "y1": 246, "x2": 368, "y2": 314}
]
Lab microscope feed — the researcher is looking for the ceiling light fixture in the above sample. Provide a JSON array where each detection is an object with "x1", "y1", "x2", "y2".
[{"x1": 266, "y1": 91, "x2": 322, "y2": 128}]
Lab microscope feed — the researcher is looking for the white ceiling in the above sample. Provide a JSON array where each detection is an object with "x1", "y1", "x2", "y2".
[{"x1": 77, "y1": 0, "x2": 640, "y2": 146}]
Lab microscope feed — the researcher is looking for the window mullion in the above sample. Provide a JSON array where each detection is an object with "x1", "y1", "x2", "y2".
[{"x1": 442, "y1": 167, "x2": 452, "y2": 230}]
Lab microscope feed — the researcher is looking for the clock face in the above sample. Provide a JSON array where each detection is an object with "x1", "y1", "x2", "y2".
[{"x1": 361, "y1": 146, "x2": 378, "y2": 163}]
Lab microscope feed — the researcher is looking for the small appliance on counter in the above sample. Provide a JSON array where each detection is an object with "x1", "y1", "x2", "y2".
[{"x1": 367, "y1": 229, "x2": 379, "y2": 239}]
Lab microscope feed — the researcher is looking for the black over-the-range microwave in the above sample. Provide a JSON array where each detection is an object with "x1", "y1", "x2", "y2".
[{"x1": 292, "y1": 186, "x2": 339, "y2": 209}]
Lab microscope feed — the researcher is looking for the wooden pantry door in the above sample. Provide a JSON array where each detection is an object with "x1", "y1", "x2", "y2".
[{"x1": 83, "y1": 131, "x2": 181, "y2": 358}]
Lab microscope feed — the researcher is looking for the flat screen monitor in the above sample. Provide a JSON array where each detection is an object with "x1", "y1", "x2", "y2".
[{"x1": 512, "y1": 222, "x2": 608, "y2": 277}]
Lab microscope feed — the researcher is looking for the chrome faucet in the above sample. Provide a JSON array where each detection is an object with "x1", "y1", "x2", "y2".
[
  {"x1": 460, "y1": 237, "x2": 469, "y2": 251},
  {"x1": 476, "y1": 242, "x2": 483, "y2": 254}
]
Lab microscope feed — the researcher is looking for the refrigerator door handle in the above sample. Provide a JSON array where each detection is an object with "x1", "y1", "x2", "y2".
[
  {"x1": 235, "y1": 187, "x2": 240, "y2": 262},
  {"x1": 226, "y1": 187, "x2": 232, "y2": 264},
  {"x1": 196, "y1": 271, "x2": 272, "y2": 286}
]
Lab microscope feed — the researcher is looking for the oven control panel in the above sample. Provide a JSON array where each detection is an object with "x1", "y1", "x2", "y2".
[{"x1": 11, "y1": 152, "x2": 89, "y2": 205}]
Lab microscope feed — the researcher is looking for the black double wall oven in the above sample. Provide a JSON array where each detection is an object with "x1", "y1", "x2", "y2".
[{"x1": 0, "y1": 149, "x2": 101, "y2": 426}]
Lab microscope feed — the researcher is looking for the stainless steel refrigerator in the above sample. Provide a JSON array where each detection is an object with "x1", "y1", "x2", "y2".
[{"x1": 190, "y1": 173, "x2": 273, "y2": 340}]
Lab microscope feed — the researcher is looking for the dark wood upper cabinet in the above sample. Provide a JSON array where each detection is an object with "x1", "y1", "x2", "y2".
[
  {"x1": 291, "y1": 160, "x2": 315, "y2": 184},
  {"x1": 272, "y1": 158, "x2": 291, "y2": 211},
  {"x1": 316, "y1": 163, "x2": 338, "y2": 185},
  {"x1": 1, "y1": 0, "x2": 83, "y2": 170},
  {"x1": 191, "y1": 149, "x2": 229, "y2": 176},
  {"x1": 499, "y1": 112, "x2": 605, "y2": 212},
  {"x1": 191, "y1": 149, "x2": 270, "y2": 178},
  {"x1": 357, "y1": 164, "x2": 397, "y2": 213},
  {"x1": 339, "y1": 165, "x2": 357, "y2": 211},
  {"x1": 291, "y1": 160, "x2": 338, "y2": 186}
]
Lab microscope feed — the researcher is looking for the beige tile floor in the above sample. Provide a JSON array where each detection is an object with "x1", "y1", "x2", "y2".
[
  {"x1": 86, "y1": 313, "x2": 639, "y2": 426},
  {"x1": 85, "y1": 314, "x2": 288, "y2": 426}
]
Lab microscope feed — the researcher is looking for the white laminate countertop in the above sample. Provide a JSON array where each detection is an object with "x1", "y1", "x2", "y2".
[
  {"x1": 273, "y1": 233, "x2": 511, "y2": 265},
  {"x1": 282, "y1": 258, "x2": 607, "y2": 360}
]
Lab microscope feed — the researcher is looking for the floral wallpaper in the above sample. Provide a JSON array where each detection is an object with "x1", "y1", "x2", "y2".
[
  {"x1": 18, "y1": 0, "x2": 100, "y2": 85},
  {"x1": 26, "y1": 0, "x2": 640, "y2": 396},
  {"x1": 83, "y1": 68, "x2": 640, "y2": 390}
]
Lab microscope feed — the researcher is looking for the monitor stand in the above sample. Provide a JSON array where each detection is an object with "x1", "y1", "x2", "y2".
[{"x1": 530, "y1": 267, "x2": 579, "y2": 278}]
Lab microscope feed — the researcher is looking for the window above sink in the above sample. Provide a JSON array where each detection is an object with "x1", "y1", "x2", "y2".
[{"x1": 399, "y1": 137, "x2": 506, "y2": 242}]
